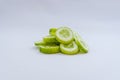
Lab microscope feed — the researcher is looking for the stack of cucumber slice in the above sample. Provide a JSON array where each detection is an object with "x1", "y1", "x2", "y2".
[{"x1": 35, "y1": 27, "x2": 88, "y2": 55}]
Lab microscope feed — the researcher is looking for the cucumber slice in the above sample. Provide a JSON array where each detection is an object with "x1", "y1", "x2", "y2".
[
  {"x1": 55, "y1": 27, "x2": 73, "y2": 44},
  {"x1": 49, "y1": 28, "x2": 57, "y2": 36},
  {"x1": 60, "y1": 41, "x2": 79, "y2": 55},
  {"x1": 73, "y1": 32, "x2": 88, "y2": 53},
  {"x1": 39, "y1": 45, "x2": 60, "y2": 54},
  {"x1": 34, "y1": 41, "x2": 45, "y2": 46},
  {"x1": 43, "y1": 35, "x2": 59, "y2": 45}
]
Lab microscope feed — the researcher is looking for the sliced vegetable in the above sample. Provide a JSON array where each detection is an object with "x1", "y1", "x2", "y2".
[
  {"x1": 55, "y1": 27, "x2": 73, "y2": 44},
  {"x1": 73, "y1": 32, "x2": 88, "y2": 53},
  {"x1": 39, "y1": 45, "x2": 60, "y2": 54},
  {"x1": 60, "y1": 41, "x2": 79, "y2": 55}
]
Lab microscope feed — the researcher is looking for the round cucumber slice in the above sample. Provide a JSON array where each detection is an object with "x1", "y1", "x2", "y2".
[
  {"x1": 49, "y1": 28, "x2": 57, "y2": 36},
  {"x1": 73, "y1": 32, "x2": 88, "y2": 53},
  {"x1": 60, "y1": 41, "x2": 79, "y2": 55},
  {"x1": 55, "y1": 27, "x2": 73, "y2": 44},
  {"x1": 43, "y1": 35, "x2": 59, "y2": 44},
  {"x1": 39, "y1": 45, "x2": 60, "y2": 54}
]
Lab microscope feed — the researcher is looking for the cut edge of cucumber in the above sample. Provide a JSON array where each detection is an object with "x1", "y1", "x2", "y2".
[{"x1": 73, "y1": 31, "x2": 88, "y2": 53}]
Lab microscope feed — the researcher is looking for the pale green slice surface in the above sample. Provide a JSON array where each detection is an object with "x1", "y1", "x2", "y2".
[
  {"x1": 60, "y1": 41, "x2": 79, "y2": 55},
  {"x1": 55, "y1": 27, "x2": 73, "y2": 44}
]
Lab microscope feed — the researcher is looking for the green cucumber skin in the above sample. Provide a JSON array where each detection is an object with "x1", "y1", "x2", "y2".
[
  {"x1": 43, "y1": 35, "x2": 60, "y2": 45},
  {"x1": 34, "y1": 41, "x2": 45, "y2": 46},
  {"x1": 49, "y1": 28, "x2": 57, "y2": 36},
  {"x1": 39, "y1": 45, "x2": 60, "y2": 54}
]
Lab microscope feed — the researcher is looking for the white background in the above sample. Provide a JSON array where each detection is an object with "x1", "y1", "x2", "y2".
[{"x1": 0, "y1": 0, "x2": 120, "y2": 80}]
